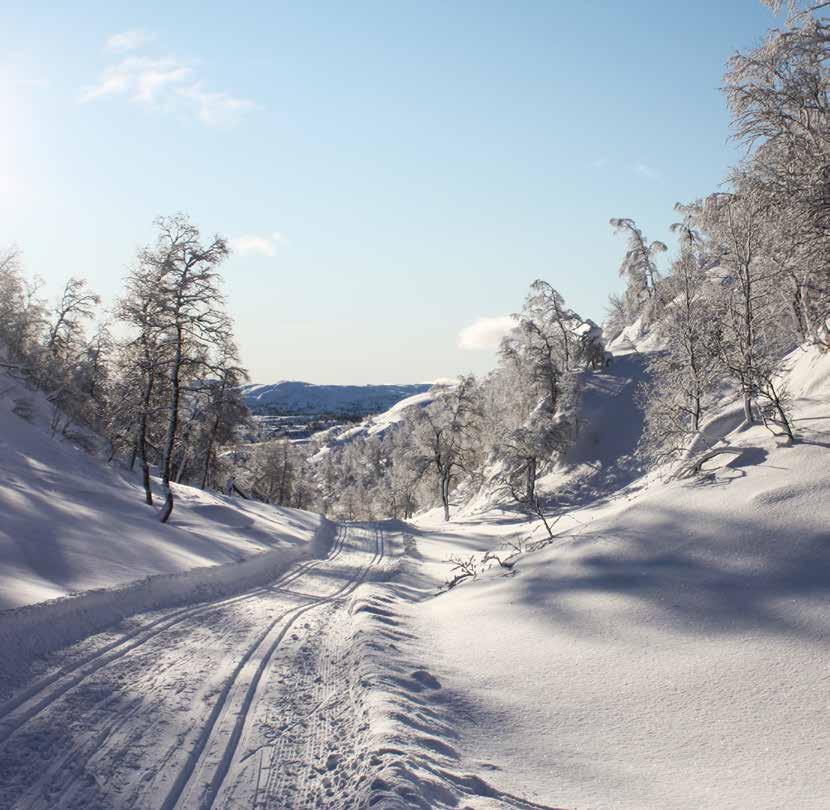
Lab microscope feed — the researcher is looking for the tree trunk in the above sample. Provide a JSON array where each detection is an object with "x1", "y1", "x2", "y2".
[
  {"x1": 691, "y1": 394, "x2": 701, "y2": 435},
  {"x1": 175, "y1": 450, "x2": 188, "y2": 483},
  {"x1": 160, "y1": 489, "x2": 174, "y2": 523},
  {"x1": 160, "y1": 325, "x2": 183, "y2": 519},
  {"x1": 200, "y1": 418, "x2": 220, "y2": 490},
  {"x1": 743, "y1": 390, "x2": 753, "y2": 424},
  {"x1": 525, "y1": 457, "x2": 537, "y2": 503},
  {"x1": 441, "y1": 471, "x2": 451, "y2": 521},
  {"x1": 137, "y1": 372, "x2": 154, "y2": 506},
  {"x1": 534, "y1": 499, "x2": 555, "y2": 539},
  {"x1": 742, "y1": 260, "x2": 755, "y2": 424},
  {"x1": 142, "y1": 463, "x2": 153, "y2": 507}
]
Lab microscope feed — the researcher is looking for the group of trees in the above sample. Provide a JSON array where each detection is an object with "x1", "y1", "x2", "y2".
[
  {"x1": 309, "y1": 282, "x2": 605, "y2": 527},
  {"x1": 1, "y1": 214, "x2": 249, "y2": 521},
  {"x1": 611, "y1": 1, "x2": 830, "y2": 464},
  {"x1": 315, "y1": 1, "x2": 830, "y2": 518},
  {"x1": 3, "y1": 2, "x2": 827, "y2": 527}
]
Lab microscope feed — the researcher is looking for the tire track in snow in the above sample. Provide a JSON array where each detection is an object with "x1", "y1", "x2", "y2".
[
  {"x1": 163, "y1": 525, "x2": 384, "y2": 810},
  {"x1": 0, "y1": 525, "x2": 349, "y2": 747}
]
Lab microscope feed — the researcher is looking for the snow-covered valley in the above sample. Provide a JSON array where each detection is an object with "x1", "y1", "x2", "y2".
[
  {"x1": 5, "y1": 3, "x2": 830, "y2": 806},
  {"x1": 1, "y1": 342, "x2": 828, "y2": 809}
]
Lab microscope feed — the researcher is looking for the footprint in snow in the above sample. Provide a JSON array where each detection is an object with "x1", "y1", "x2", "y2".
[{"x1": 410, "y1": 669, "x2": 441, "y2": 690}]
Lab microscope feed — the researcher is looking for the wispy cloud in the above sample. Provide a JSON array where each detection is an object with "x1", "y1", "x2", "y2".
[
  {"x1": 178, "y1": 83, "x2": 258, "y2": 126},
  {"x1": 81, "y1": 57, "x2": 192, "y2": 103},
  {"x1": 458, "y1": 315, "x2": 515, "y2": 351},
  {"x1": 106, "y1": 29, "x2": 154, "y2": 53},
  {"x1": 81, "y1": 34, "x2": 257, "y2": 126},
  {"x1": 633, "y1": 162, "x2": 660, "y2": 180},
  {"x1": 231, "y1": 232, "x2": 286, "y2": 257}
]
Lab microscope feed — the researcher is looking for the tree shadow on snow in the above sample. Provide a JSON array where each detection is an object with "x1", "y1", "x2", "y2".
[{"x1": 510, "y1": 504, "x2": 830, "y2": 643}]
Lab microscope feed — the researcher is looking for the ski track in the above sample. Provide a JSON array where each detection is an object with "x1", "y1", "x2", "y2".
[
  {"x1": 0, "y1": 525, "x2": 350, "y2": 746},
  {"x1": 164, "y1": 525, "x2": 384, "y2": 810},
  {"x1": 0, "y1": 523, "x2": 390, "y2": 810}
]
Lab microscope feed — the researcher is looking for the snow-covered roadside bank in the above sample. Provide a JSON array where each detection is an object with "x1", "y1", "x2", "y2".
[
  {"x1": 396, "y1": 347, "x2": 830, "y2": 810},
  {"x1": 0, "y1": 515, "x2": 333, "y2": 692}
]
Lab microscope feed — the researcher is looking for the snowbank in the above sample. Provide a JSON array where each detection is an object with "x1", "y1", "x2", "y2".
[{"x1": 0, "y1": 519, "x2": 333, "y2": 688}]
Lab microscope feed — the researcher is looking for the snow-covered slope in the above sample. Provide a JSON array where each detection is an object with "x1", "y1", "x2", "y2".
[
  {"x1": 400, "y1": 344, "x2": 830, "y2": 809},
  {"x1": 0, "y1": 377, "x2": 328, "y2": 612},
  {"x1": 308, "y1": 389, "x2": 440, "y2": 462},
  {"x1": 241, "y1": 380, "x2": 431, "y2": 415}
]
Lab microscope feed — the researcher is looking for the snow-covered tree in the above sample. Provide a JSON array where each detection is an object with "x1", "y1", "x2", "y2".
[
  {"x1": 253, "y1": 439, "x2": 298, "y2": 504},
  {"x1": 639, "y1": 204, "x2": 723, "y2": 463},
  {"x1": 0, "y1": 247, "x2": 45, "y2": 366},
  {"x1": 115, "y1": 214, "x2": 237, "y2": 516},
  {"x1": 412, "y1": 376, "x2": 481, "y2": 521},
  {"x1": 701, "y1": 184, "x2": 796, "y2": 439},
  {"x1": 724, "y1": 5, "x2": 830, "y2": 347},
  {"x1": 45, "y1": 278, "x2": 100, "y2": 361},
  {"x1": 610, "y1": 218, "x2": 667, "y2": 320},
  {"x1": 491, "y1": 282, "x2": 590, "y2": 502}
]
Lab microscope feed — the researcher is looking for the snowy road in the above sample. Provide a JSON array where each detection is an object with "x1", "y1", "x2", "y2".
[{"x1": 0, "y1": 524, "x2": 389, "y2": 810}]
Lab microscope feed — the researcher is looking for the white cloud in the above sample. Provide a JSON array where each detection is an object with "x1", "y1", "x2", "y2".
[
  {"x1": 231, "y1": 232, "x2": 285, "y2": 257},
  {"x1": 458, "y1": 315, "x2": 516, "y2": 351},
  {"x1": 106, "y1": 29, "x2": 154, "y2": 53},
  {"x1": 81, "y1": 41, "x2": 257, "y2": 126},
  {"x1": 80, "y1": 56, "x2": 193, "y2": 103},
  {"x1": 177, "y1": 83, "x2": 258, "y2": 126},
  {"x1": 633, "y1": 162, "x2": 660, "y2": 180}
]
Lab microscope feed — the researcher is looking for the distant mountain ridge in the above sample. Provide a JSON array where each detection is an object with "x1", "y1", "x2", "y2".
[{"x1": 241, "y1": 381, "x2": 432, "y2": 415}]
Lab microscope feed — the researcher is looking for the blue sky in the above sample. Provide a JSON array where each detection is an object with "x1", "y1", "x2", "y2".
[{"x1": 2, "y1": 1, "x2": 780, "y2": 383}]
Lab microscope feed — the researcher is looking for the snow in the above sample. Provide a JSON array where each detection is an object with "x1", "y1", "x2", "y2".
[
  {"x1": 310, "y1": 388, "x2": 438, "y2": 456},
  {"x1": 0, "y1": 376, "x2": 330, "y2": 684},
  {"x1": 0, "y1": 523, "x2": 404, "y2": 809},
  {"x1": 1, "y1": 340, "x2": 829, "y2": 808},
  {"x1": 606, "y1": 313, "x2": 666, "y2": 355},
  {"x1": 399, "y1": 344, "x2": 830, "y2": 809},
  {"x1": 240, "y1": 381, "x2": 431, "y2": 415}
]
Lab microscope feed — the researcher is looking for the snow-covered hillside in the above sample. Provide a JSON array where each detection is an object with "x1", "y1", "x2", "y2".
[
  {"x1": 0, "y1": 378, "x2": 328, "y2": 611},
  {"x1": 0, "y1": 376, "x2": 333, "y2": 689},
  {"x1": 241, "y1": 381, "x2": 431, "y2": 415},
  {"x1": 313, "y1": 388, "x2": 439, "y2": 452},
  {"x1": 395, "y1": 344, "x2": 830, "y2": 809},
  {"x1": 1, "y1": 344, "x2": 828, "y2": 810}
]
